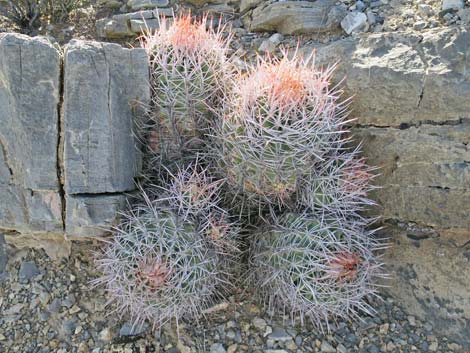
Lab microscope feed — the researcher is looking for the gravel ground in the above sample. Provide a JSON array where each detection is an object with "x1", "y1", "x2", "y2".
[{"x1": 0, "y1": 239, "x2": 465, "y2": 353}]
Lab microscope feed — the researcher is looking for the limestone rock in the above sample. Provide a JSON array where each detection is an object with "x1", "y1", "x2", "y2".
[
  {"x1": 63, "y1": 40, "x2": 149, "y2": 194},
  {"x1": 354, "y1": 124, "x2": 470, "y2": 230},
  {"x1": 382, "y1": 225, "x2": 470, "y2": 345},
  {"x1": 240, "y1": 0, "x2": 263, "y2": 13},
  {"x1": 341, "y1": 11, "x2": 367, "y2": 34},
  {"x1": 97, "y1": 10, "x2": 173, "y2": 38},
  {"x1": 0, "y1": 33, "x2": 63, "y2": 234},
  {"x1": 127, "y1": 0, "x2": 169, "y2": 10},
  {"x1": 243, "y1": 0, "x2": 342, "y2": 35},
  {"x1": 303, "y1": 27, "x2": 470, "y2": 231},
  {"x1": 65, "y1": 194, "x2": 128, "y2": 237},
  {"x1": 311, "y1": 27, "x2": 470, "y2": 127},
  {"x1": 442, "y1": 0, "x2": 464, "y2": 11},
  {"x1": 130, "y1": 19, "x2": 159, "y2": 33},
  {"x1": 96, "y1": 18, "x2": 133, "y2": 38}
]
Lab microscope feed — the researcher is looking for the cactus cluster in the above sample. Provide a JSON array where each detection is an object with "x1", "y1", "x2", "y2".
[
  {"x1": 211, "y1": 51, "x2": 385, "y2": 327},
  {"x1": 94, "y1": 13, "x2": 384, "y2": 333}
]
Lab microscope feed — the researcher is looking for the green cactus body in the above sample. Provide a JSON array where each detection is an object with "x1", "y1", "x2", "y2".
[
  {"x1": 214, "y1": 54, "x2": 345, "y2": 213},
  {"x1": 94, "y1": 161, "x2": 240, "y2": 330},
  {"x1": 94, "y1": 202, "x2": 228, "y2": 330},
  {"x1": 249, "y1": 212, "x2": 382, "y2": 328},
  {"x1": 142, "y1": 15, "x2": 232, "y2": 162}
]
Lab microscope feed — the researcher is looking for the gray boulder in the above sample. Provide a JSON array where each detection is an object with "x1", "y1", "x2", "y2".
[{"x1": 63, "y1": 40, "x2": 149, "y2": 195}]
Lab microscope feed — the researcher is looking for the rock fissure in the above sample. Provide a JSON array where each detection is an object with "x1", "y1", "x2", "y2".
[
  {"x1": 353, "y1": 118, "x2": 467, "y2": 130},
  {"x1": 0, "y1": 135, "x2": 14, "y2": 178},
  {"x1": 57, "y1": 53, "x2": 66, "y2": 233}
]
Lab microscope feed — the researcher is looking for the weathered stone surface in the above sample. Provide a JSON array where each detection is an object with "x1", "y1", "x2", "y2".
[
  {"x1": 127, "y1": 0, "x2": 169, "y2": 10},
  {"x1": 130, "y1": 19, "x2": 159, "y2": 33},
  {"x1": 340, "y1": 11, "x2": 367, "y2": 34},
  {"x1": 0, "y1": 33, "x2": 63, "y2": 234},
  {"x1": 311, "y1": 27, "x2": 470, "y2": 126},
  {"x1": 97, "y1": 10, "x2": 173, "y2": 38},
  {"x1": 354, "y1": 124, "x2": 470, "y2": 229},
  {"x1": 96, "y1": 18, "x2": 134, "y2": 38},
  {"x1": 243, "y1": 0, "x2": 342, "y2": 35},
  {"x1": 65, "y1": 194, "x2": 128, "y2": 237},
  {"x1": 382, "y1": 225, "x2": 470, "y2": 345},
  {"x1": 0, "y1": 188, "x2": 63, "y2": 233},
  {"x1": 63, "y1": 40, "x2": 149, "y2": 194},
  {"x1": 240, "y1": 0, "x2": 262, "y2": 13},
  {"x1": 442, "y1": 0, "x2": 464, "y2": 11}
]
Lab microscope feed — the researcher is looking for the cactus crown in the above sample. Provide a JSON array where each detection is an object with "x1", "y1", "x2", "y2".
[
  {"x1": 213, "y1": 51, "x2": 350, "y2": 214},
  {"x1": 240, "y1": 53, "x2": 336, "y2": 110}
]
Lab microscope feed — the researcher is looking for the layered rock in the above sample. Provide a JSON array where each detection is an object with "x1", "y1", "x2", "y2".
[
  {"x1": 312, "y1": 28, "x2": 470, "y2": 127},
  {"x1": 0, "y1": 34, "x2": 63, "y2": 234},
  {"x1": 242, "y1": 0, "x2": 345, "y2": 35},
  {"x1": 96, "y1": 8, "x2": 174, "y2": 38},
  {"x1": 309, "y1": 27, "x2": 470, "y2": 231},
  {"x1": 309, "y1": 27, "x2": 470, "y2": 344},
  {"x1": 65, "y1": 194, "x2": 129, "y2": 237},
  {"x1": 63, "y1": 40, "x2": 149, "y2": 236}
]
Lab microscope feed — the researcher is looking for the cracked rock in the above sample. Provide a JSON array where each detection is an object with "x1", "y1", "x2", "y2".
[
  {"x1": 243, "y1": 0, "x2": 341, "y2": 35},
  {"x1": 0, "y1": 33, "x2": 63, "y2": 234}
]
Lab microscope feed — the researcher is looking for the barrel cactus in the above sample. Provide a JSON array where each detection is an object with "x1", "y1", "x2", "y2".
[
  {"x1": 93, "y1": 164, "x2": 239, "y2": 329},
  {"x1": 140, "y1": 13, "x2": 233, "y2": 163},
  {"x1": 248, "y1": 212, "x2": 384, "y2": 329},
  {"x1": 213, "y1": 52, "x2": 349, "y2": 213}
]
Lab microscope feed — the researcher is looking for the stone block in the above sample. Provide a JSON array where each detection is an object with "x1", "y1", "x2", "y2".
[
  {"x1": 0, "y1": 33, "x2": 63, "y2": 234},
  {"x1": 65, "y1": 194, "x2": 128, "y2": 237},
  {"x1": 63, "y1": 40, "x2": 149, "y2": 194}
]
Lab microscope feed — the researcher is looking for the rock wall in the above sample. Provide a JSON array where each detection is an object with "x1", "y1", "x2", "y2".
[
  {"x1": 0, "y1": 33, "x2": 149, "y2": 239},
  {"x1": 311, "y1": 27, "x2": 470, "y2": 231},
  {"x1": 310, "y1": 27, "x2": 470, "y2": 345}
]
